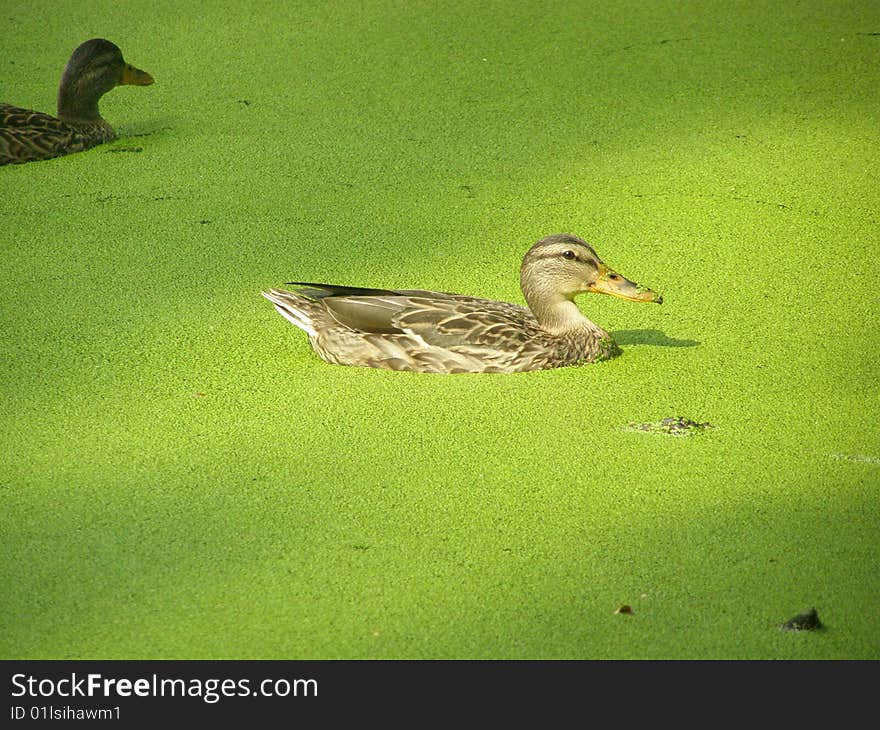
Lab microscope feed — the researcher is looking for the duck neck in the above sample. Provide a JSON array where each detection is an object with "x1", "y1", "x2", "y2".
[
  {"x1": 526, "y1": 290, "x2": 606, "y2": 338},
  {"x1": 57, "y1": 79, "x2": 103, "y2": 124}
]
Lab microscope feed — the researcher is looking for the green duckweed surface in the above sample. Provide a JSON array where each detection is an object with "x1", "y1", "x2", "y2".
[{"x1": 1, "y1": 0, "x2": 878, "y2": 659}]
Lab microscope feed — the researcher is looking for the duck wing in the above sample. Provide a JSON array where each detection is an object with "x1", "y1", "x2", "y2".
[
  {"x1": 396, "y1": 297, "x2": 537, "y2": 352},
  {"x1": 0, "y1": 104, "x2": 116, "y2": 165},
  {"x1": 320, "y1": 292, "x2": 537, "y2": 350},
  {"x1": 321, "y1": 295, "x2": 412, "y2": 335},
  {"x1": 0, "y1": 104, "x2": 104, "y2": 164},
  {"x1": 286, "y1": 282, "x2": 486, "y2": 336}
]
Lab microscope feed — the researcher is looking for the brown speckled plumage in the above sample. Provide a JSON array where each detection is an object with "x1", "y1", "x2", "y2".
[
  {"x1": 263, "y1": 234, "x2": 662, "y2": 374},
  {"x1": 1, "y1": 39, "x2": 153, "y2": 166},
  {"x1": 0, "y1": 103, "x2": 115, "y2": 163}
]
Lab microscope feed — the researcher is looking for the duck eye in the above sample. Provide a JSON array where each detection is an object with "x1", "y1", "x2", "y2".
[{"x1": 561, "y1": 250, "x2": 576, "y2": 260}]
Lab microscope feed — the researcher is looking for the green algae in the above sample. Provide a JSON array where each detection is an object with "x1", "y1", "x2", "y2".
[{"x1": 1, "y1": 0, "x2": 879, "y2": 661}]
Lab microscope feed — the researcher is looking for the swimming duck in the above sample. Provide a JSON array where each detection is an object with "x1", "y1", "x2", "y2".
[
  {"x1": 0, "y1": 39, "x2": 153, "y2": 165},
  {"x1": 262, "y1": 233, "x2": 662, "y2": 373}
]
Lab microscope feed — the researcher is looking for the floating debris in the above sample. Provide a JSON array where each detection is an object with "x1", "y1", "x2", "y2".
[
  {"x1": 781, "y1": 608, "x2": 822, "y2": 632},
  {"x1": 625, "y1": 416, "x2": 714, "y2": 436},
  {"x1": 830, "y1": 453, "x2": 880, "y2": 465}
]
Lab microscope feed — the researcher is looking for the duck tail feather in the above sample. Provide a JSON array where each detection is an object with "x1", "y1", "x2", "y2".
[
  {"x1": 262, "y1": 289, "x2": 317, "y2": 337},
  {"x1": 284, "y1": 282, "x2": 401, "y2": 300}
]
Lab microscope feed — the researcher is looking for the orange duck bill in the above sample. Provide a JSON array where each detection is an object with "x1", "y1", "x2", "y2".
[
  {"x1": 120, "y1": 63, "x2": 154, "y2": 86},
  {"x1": 589, "y1": 267, "x2": 663, "y2": 303}
]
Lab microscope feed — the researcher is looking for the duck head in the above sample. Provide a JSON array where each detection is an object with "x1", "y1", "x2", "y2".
[
  {"x1": 520, "y1": 233, "x2": 662, "y2": 332},
  {"x1": 57, "y1": 38, "x2": 153, "y2": 123}
]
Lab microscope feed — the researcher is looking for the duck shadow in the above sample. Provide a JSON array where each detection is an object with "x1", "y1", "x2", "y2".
[
  {"x1": 612, "y1": 329, "x2": 701, "y2": 348},
  {"x1": 119, "y1": 115, "x2": 176, "y2": 139}
]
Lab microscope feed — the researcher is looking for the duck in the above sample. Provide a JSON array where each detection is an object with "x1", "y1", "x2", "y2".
[
  {"x1": 262, "y1": 233, "x2": 662, "y2": 373},
  {"x1": 0, "y1": 39, "x2": 153, "y2": 165}
]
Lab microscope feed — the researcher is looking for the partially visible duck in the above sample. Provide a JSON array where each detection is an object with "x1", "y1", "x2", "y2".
[
  {"x1": 0, "y1": 38, "x2": 153, "y2": 165},
  {"x1": 263, "y1": 233, "x2": 662, "y2": 373}
]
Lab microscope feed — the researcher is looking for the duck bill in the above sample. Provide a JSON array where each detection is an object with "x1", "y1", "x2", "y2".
[
  {"x1": 589, "y1": 269, "x2": 663, "y2": 303},
  {"x1": 120, "y1": 64, "x2": 154, "y2": 86}
]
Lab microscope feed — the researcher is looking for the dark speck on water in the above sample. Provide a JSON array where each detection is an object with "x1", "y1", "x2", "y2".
[
  {"x1": 626, "y1": 416, "x2": 714, "y2": 436},
  {"x1": 781, "y1": 608, "x2": 823, "y2": 632}
]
